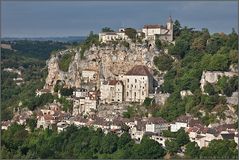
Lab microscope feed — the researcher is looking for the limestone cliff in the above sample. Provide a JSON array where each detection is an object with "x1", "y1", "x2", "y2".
[{"x1": 44, "y1": 44, "x2": 159, "y2": 92}]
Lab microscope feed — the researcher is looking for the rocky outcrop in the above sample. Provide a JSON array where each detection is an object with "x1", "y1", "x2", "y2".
[
  {"x1": 226, "y1": 92, "x2": 238, "y2": 106},
  {"x1": 200, "y1": 71, "x2": 238, "y2": 93},
  {"x1": 44, "y1": 44, "x2": 159, "y2": 92}
]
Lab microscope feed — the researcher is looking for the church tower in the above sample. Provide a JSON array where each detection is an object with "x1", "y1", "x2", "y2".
[
  {"x1": 166, "y1": 16, "x2": 173, "y2": 41},
  {"x1": 166, "y1": 16, "x2": 173, "y2": 30}
]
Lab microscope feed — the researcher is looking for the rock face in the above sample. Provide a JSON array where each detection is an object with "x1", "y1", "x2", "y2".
[
  {"x1": 200, "y1": 71, "x2": 238, "y2": 93},
  {"x1": 44, "y1": 49, "x2": 82, "y2": 91},
  {"x1": 44, "y1": 44, "x2": 159, "y2": 91},
  {"x1": 226, "y1": 92, "x2": 238, "y2": 106}
]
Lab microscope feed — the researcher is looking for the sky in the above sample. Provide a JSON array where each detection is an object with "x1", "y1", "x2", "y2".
[{"x1": 2, "y1": 1, "x2": 238, "y2": 38}]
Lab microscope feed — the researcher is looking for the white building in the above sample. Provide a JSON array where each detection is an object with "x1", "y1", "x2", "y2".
[
  {"x1": 170, "y1": 115, "x2": 193, "y2": 132},
  {"x1": 81, "y1": 69, "x2": 98, "y2": 83},
  {"x1": 73, "y1": 88, "x2": 88, "y2": 98},
  {"x1": 120, "y1": 65, "x2": 154, "y2": 103},
  {"x1": 142, "y1": 16, "x2": 173, "y2": 42},
  {"x1": 99, "y1": 29, "x2": 128, "y2": 43},
  {"x1": 73, "y1": 90, "x2": 98, "y2": 115},
  {"x1": 100, "y1": 80, "x2": 124, "y2": 104},
  {"x1": 145, "y1": 117, "x2": 168, "y2": 133}
]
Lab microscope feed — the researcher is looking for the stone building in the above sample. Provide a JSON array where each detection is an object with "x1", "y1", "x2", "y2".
[
  {"x1": 99, "y1": 29, "x2": 128, "y2": 43},
  {"x1": 81, "y1": 69, "x2": 98, "y2": 83},
  {"x1": 100, "y1": 79, "x2": 124, "y2": 104},
  {"x1": 142, "y1": 16, "x2": 173, "y2": 42},
  {"x1": 73, "y1": 89, "x2": 98, "y2": 115},
  {"x1": 120, "y1": 65, "x2": 154, "y2": 103}
]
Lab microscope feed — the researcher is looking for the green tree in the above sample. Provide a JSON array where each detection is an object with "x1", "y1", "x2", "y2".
[
  {"x1": 102, "y1": 27, "x2": 114, "y2": 32},
  {"x1": 173, "y1": 20, "x2": 182, "y2": 38},
  {"x1": 169, "y1": 38, "x2": 190, "y2": 58},
  {"x1": 117, "y1": 132, "x2": 132, "y2": 149},
  {"x1": 60, "y1": 88, "x2": 73, "y2": 97},
  {"x1": 154, "y1": 54, "x2": 173, "y2": 71},
  {"x1": 100, "y1": 132, "x2": 119, "y2": 154},
  {"x1": 124, "y1": 28, "x2": 137, "y2": 42},
  {"x1": 165, "y1": 139, "x2": 179, "y2": 155},
  {"x1": 200, "y1": 139, "x2": 238, "y2": 159},
  {"x1": 132, "y1": 136, "x2": 166, "y2": 159},
  {"x1": 185, "y1": 142, "x2": 200, "y2": 158},
  {"x1": 26, "y1": 118, "x2": 37, "y2": 132},
  {"x1": 204, "y1": 83, "x2": 216, "y2": 95},
  {"x1": 155, "y1": 39, "x2": 162, "y2": 50},
  {"x1": 176, "y1": 128, "x2": 190, "y2": 146}
]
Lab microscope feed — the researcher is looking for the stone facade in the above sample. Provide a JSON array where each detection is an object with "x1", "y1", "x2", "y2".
[
  {"x1": 142, "y1": 16, "x2": 173, "y2": 42},
  {"x1": 120, "y1": 65, "x2": 154, "y2": 103},
  {"x1": 100, "y1": 80, "x2": 124, "y2": 104},
  {"x1": 99, "y1": 29, "x2": 128, "y2": 43}
]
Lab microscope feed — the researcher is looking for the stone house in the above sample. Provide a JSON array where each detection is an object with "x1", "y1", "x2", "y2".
[
  {"x1": 73, "y1": 90, "x2": 98, "y2": 115},
  {"x1": 110, "y1": 118, "x2": 124, "y2": 131},
  {"x1": 73, "y1": 88, "x2": 88, "y2": 98},
  {"x1": 36, "y1": 104, "x2": 64, "y2": 129},
  {"x1": 142, "y1": 16, "x2": 173, "y2": 42},
  {"x1": 145, "y1": 117, "x2": 168, "y2": 134},
  {"x1": 144, "y1": 132, "x2": 169, "y2": 147},
  {"x1": 120, "y1": 65, "x2": 154, "y2": 103},
  {"x1": 99, "y1": 29, "x2": 128, "y2": 43},
  {"x1": 91, "y1": 117, "x2": 110, "y2": 130},
  {"x1": 73, "y1": 116, "x2": 88, "y2": 127},
  {"x1": 81, "y1": 69, "x2": 98, "y2": 83},
  {"x1": 100, "y1": 79, "x2": 124, "y2": 104},
  {"x1": 170, "y1": 115, "x2": 194, "y2": 132},
  {"x1": 188, "y1": 124, "x2": 237, "y2": 148}
]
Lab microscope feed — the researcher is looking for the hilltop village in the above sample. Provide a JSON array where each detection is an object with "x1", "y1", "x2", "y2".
[{"x1": 2, "y1": 17, "x2": 238, "y2": 157}]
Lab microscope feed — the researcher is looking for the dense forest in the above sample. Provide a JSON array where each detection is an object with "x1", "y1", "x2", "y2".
[{"x1": 1, "y1": 124, "x2": 237, "y2": 159}]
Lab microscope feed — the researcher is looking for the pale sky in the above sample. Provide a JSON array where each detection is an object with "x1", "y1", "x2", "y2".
[{"x1": 2, "y1": 1, "x2": 238, "y2": 37}]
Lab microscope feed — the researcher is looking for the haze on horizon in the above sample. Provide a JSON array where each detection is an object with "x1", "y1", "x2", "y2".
[{"x1": 2, "y1": 1, "x2": 238, "y2": 38}]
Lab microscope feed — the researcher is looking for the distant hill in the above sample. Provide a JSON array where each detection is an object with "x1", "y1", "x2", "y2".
[{"x1": 2, "y1": 36, "x2": 87, "y2": 43}]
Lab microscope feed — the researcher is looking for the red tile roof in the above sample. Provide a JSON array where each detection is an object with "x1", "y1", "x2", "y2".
[
  {"x1": 126, "y1": 65, "x2": 152, "y2": 76},
  {"x1": 108, "y1": 80, "x2": 123, "y2": 85}
]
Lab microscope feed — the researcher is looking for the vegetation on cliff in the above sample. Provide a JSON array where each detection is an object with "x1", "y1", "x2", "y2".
[{"x1": 153, "y1": 21, "x2": 238, "y2": 123}]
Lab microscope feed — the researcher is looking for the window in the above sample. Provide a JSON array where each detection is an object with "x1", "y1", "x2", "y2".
[
  {"x1": 127, "y1": 92, "x2": 129, "y2": 96},
  {"x1": 118, "y1": 99, "x2": 120, "y2": 101},
  {"x1": 135, "y1": 79, "x2": 137, "y2": 83},
  {"x1": 135, "y1": 85, "x2": 136, "y2": 88},
  {"x1": 134, "y1": 92, "x2": 136, "y2": 97},
  {"x1": 142, "y1": 91, "x2": 144, "y2": 95},
  {"x1": 127, "y1": 79, "x2": 129, "y2": 82}
]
